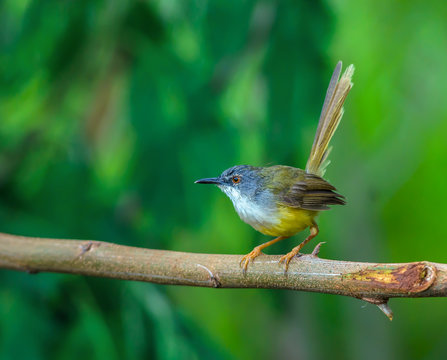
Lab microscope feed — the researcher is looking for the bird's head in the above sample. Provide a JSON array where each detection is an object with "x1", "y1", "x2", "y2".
[{"x1": 195, "y1": 165, "x2": 264, "y2": 203}]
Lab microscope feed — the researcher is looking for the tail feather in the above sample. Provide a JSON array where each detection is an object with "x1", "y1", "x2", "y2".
[{"x1": 305, "y1": 62, "x2": 354, "y2": 177}]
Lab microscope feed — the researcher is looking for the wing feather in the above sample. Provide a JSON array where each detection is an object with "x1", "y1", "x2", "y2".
[{"x1": 281, "y1": 173, "x2": 345, "y2": 211}]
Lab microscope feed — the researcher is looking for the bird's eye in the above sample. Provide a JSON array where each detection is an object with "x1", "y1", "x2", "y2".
[{"x1": 232, "y1": 176, "x2": 241, "y2": 184}]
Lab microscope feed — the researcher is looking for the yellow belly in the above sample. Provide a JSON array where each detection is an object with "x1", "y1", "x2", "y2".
[{"x1": 258, "y1": 206, "x2": 318, "y2": 237}]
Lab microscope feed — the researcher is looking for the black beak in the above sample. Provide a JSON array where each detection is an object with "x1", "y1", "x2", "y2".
[{"x1": 195, "y1": 177, "x2": 223, "y2": 185}]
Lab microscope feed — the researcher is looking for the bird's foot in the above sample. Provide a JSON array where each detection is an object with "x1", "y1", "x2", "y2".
[
  {"x1": 278, "y1": 248, "x2": 302, "y2": 272},
  {"x1": 240, "y1": 247, "x2": 263, "y2": 273},
  {"x1": 279, "y1": 223, "x2": 320, "y2": 272}
]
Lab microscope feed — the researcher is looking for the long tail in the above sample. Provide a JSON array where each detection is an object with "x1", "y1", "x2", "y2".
[{"x1": 305, "y1": 61, "x2": 354, "y2": 177}]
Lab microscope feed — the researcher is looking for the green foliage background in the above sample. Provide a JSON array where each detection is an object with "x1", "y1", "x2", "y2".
[{"x1": 1, "y1": 1, "x2": 447, "y2": 359}]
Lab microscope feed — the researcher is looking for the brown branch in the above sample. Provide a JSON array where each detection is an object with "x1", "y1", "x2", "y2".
[{"x1": 1, "y1": 232, "x2": 446, "y2": 320}]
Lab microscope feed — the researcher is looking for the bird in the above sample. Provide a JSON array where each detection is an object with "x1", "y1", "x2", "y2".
[{"x1": 195, "y1": 61, "x2": 354, "y2": 272}]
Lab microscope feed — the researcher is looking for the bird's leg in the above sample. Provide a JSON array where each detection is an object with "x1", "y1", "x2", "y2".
[
  {"x1": 240, "y1": 236, "x2": 288, "y2": 273},
  {"x1": 279, "y1": 222, "x2": 319, "y2": 272}
]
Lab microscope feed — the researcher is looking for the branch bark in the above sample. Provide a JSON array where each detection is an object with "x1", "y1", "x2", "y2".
[{"x1": 1, "y1": 232, "x2": 446, "y2": 320}]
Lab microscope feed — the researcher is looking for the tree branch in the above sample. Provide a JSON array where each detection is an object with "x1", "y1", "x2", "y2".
[{"x1": 1, "y1": 232, "x2": 446, "y2": 320}]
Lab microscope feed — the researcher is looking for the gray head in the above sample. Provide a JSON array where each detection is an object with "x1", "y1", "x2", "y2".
[
  {"x1": 195, "y1": 165, "x2": 262, "y2": 201},
  {"x1": 195, "y1": 165, "x2": 278, "y2": 231}
]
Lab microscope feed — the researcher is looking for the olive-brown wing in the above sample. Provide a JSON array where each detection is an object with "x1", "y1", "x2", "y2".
[{"x1": 280, "y1": 173, "x2": 345, "y2": 211}]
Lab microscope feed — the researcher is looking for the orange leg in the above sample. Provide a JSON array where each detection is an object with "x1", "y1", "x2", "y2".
[
  {"x1": 240, "y1": 236, "x2": 288, "y2": 272},
  {"x1": 279, "y1": 222, "x2": 319, "y2": 272}
]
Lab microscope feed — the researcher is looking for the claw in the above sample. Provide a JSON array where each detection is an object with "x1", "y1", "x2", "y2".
[
  {"x1": 279, "y1": 249, "x2": 301, "y2": 272},
  {"x1": 239, "y1": 247, "x2": 263, "y2": 273},
  {"x1": 239, "y1": 236, "x2": 288, "y2": 273}
]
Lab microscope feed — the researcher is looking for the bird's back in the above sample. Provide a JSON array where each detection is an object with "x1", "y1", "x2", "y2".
[{"x1": 253, "y1": 165, "x2": 345, "y2": 237}]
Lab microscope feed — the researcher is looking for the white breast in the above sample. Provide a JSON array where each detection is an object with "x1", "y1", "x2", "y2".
[{"x1": 219, "y1": 186, "x2": 279, "y2": 232}]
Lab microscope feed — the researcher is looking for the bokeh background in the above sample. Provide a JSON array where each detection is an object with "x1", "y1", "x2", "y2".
[{"x1": 1, "y1": 1, "x2": 447, "y2": 359}]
